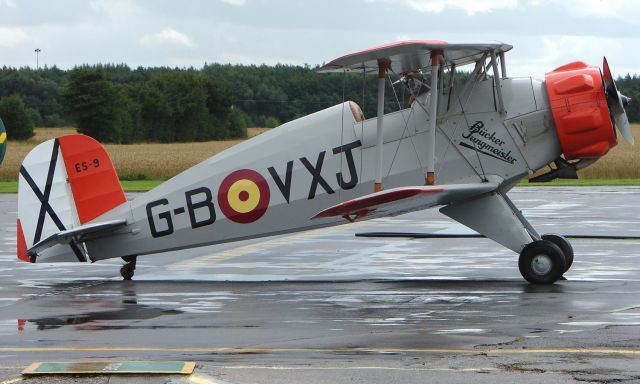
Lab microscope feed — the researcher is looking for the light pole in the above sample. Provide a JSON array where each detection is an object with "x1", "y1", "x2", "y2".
[{"x1": 35, "y1": 48, "x2": 41, "y2": 70}]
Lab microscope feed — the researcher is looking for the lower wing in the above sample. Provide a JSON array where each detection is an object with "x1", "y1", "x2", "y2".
[{"x1": 312, "y1": 182, "x2": 499, "y2": 222}]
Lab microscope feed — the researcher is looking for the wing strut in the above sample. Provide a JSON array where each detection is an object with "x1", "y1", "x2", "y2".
[
  {"x1": 375, "y1": 59, "x2": 390, "y2": 192},
  {"x1": 499, "y1": 52, "x2": 507, "y2": 78},
  {"x1": 426, "y1": 50, "x2": 442, "y2": 185},
  {"x1": 490, "y1": 51, "x2": 505, "y2": 114}
]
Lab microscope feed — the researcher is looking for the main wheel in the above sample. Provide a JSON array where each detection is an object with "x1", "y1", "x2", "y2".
[
  {"x1": 519, "y1": 240, "x2": 566, "y2": 284},
  {"x1": 542, "y1": 234, "x2": 574, "y2": 272}
]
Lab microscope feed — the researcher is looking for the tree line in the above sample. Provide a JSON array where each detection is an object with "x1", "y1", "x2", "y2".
[
  {"x1": 0, "y1": 64, "x2": 638, "y2": 143},
  {"x1": 61, "y1": 67, "x2": 248, "y2": 143}
]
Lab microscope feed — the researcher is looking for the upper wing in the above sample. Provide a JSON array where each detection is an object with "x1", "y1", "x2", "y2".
[
  {"x1": 317, "y1": 40, "x2": 512, "y2": 74},
  {"x1": 312, "y1": 182, "x2": 499, "y2": 222}
]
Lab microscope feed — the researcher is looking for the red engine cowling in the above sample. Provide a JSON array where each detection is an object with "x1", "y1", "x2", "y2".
[{"x1": 545, "y1": 61, "x2": 617, "y2": 160}]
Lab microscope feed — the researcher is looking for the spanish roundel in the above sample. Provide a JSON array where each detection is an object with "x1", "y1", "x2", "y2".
[{"x1": 218, "y1": 169, "x2": 270, "y2": 223}]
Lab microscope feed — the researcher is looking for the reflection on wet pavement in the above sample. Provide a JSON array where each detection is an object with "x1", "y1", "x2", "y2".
[{"x1": 0, "y1": 188, "x2": 639, "y2": 383}]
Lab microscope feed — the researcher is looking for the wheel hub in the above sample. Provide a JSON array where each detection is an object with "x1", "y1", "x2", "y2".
[{"x1": 531, "y1": 254, "x2": 552, "y2": 275}]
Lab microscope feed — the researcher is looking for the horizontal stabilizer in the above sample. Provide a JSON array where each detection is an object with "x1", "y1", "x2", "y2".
[
  {"x1": 312, "y1": 182, "x2": 499, "y2": 222},
  {"x1": 27, "y1": 219, "x2": 127, "y2": 257}
]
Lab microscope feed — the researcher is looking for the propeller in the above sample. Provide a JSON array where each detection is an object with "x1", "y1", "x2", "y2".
[{"x1": 602, "y1": 57, "x2": 634, "y2": 145}]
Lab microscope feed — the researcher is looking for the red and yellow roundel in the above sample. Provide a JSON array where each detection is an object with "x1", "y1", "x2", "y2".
[{"x1": 218, "y1": 169, "x2": 270, "y2": 223}]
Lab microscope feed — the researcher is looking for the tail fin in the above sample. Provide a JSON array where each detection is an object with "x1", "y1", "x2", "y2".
[{"x1": 17, "y1": 134, "x2": 126, "y2": 262}]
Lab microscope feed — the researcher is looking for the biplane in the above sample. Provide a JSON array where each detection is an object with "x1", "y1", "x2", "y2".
[
  {"x1": 0, "y1": 118, "x2": 6, "y2": 165},
  {"x1": 16, "y1": 40, "x2": 633, "y2": 284}
]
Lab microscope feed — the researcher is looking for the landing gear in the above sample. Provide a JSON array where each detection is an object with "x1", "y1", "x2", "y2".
[
  {"x1": 439, "y1": 189, "x2": 575, "y2": 285},
  {"x1": 541, "y1": 234, "x2": 574, "y2": 272},
  {"x1": 120, "y1": 256, "x2": 137, "y2": 280},
  {"x1": 518, "y1": 240, "x2": 566, "y2": 284}
]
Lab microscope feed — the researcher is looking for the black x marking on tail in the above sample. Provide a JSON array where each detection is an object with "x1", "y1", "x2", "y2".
[
  {"x1": 20, "y1": 139, "x2": 64, "y2": 243},
  {"x1": 20, "y1": 139, "x2": 86, "y2": 262}
]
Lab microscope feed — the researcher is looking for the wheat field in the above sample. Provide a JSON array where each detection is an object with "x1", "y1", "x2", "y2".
[
  {"x1": 576, "y1": 125, "x2": 640, "y2": 179},
  {"x1": 0, "y1": 128, "x2": 270, "y2": 181},
  {"x1": 1, "y1": 125, "x2": 638, "y2": 181}
]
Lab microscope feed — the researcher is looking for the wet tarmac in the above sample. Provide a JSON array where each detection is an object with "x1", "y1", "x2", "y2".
[{"x1": 1, "y1": 187, "x2": 640, "y2": 383}]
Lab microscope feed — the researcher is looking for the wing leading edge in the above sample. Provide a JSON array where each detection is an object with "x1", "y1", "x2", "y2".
[{"x1": 312, "y1": 182, "x2": 499, "y2": 222}]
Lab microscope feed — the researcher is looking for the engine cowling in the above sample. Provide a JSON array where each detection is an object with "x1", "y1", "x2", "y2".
[{"x1": 545, "y1": 61, "x2": 617, "y2": 160}]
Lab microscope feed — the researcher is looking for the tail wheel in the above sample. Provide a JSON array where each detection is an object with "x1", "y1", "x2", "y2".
[
  {"x1": 541, "y1": 234, "x2": 574, "y2": 273},
  {"x1": 519, "y1": 240, "x2": 566, "y2": 284},
  {"x1": 120, "y1": 256, "x2": 137, "y2": 280},
  {"x1": 120, "y1": 264, "x2": 135, "y2": 280}
]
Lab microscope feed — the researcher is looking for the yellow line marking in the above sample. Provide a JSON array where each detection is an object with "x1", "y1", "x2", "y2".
[
  {"x1": 188, "y1": 374, "x2": 227, "y2": 384},
  {"x1": 0, "y1": 132, "x2": 6, "y2": 145},
  {"x1": 0, "y1": 378, "x2": 22, "y2": 384},
  {"x1": 220, "y1": 366, "x2": 497, "y2": 372},
  {"x1": 0, "y1": 347, "x2": 638, "y2": 355}
]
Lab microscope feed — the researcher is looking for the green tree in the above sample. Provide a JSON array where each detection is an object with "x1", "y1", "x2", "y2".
[
  {"x1": 618, "y1": 74, "x2": 639, "y2": 123},
  {"x1": 228, "y1": 108, "x2": 248, "y2": 138},
  {"x1": 128, "y1": 81, "x2": 171, "y2": 142},
  {"x1": 62, "y1": 68, "x2": 121, "y2": 142},
  {"x1": 0, "y1": 66, "x2": 72, "y2": 127},
  {"x1": 203, "y1": 76, "x2": 232, "y2": 140},
  {"x1": 0, "y1": 94, "x2": 34, "y2": 140},
  {"x1": 113, "y1": 84, "x2": 141, "y2": 144},
  {"x1": 150, "y1": 72, "x2": 209, "y2": 142}
]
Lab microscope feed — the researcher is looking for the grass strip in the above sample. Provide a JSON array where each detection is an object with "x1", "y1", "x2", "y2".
[
  {"x1": 518, "y1": 178, "x2": 640, "y2": 186},
  {"x1": 0, "y1": 181, "x2": 17, "y2": 193},
  {"x1": 120, "y1": 180, "x2": 165, "y2": 191},
  {"x1": 0, "y1": 180, "x2": 164, "y2": 193}
]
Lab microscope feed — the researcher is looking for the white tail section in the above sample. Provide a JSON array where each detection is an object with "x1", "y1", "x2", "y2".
[{"x1": 17, "y1": 134, "x2": 126, "y2": 262}]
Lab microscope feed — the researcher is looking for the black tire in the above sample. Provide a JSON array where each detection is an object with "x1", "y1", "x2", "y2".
[
  {"x1": 120, "y1": 263, "x2": 135, "y2": 280},
  {"x1": 542, "y1": 234, "x2": 574, "y2": 273},
  {"x1": 519, "y1": 240, "x2": 566, "y2": 284}
]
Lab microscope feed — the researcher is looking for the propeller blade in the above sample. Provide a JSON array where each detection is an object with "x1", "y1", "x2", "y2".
[
  {"x1": 614, "y1": 108, "x2": 633, "y2": 145},
  {"x1": 603, "y1": 57, "x2": 634, "y2": 145}
]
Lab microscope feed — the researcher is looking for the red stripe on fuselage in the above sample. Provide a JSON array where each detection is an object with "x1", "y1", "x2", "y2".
[{"x1": 316, "y1": 187, "x2": 445, "y2": 218}]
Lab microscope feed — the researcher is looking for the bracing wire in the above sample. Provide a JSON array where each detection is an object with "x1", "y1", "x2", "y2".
[
  {"x1": 386, "y1": 70, "x2": 421, "y2": 175},
  {"x1": 410, "y1": 65, "x2": 485, "y2": 181},
  {"x1": 456, "y1": 64, "x2": 488, "y2": 181}
]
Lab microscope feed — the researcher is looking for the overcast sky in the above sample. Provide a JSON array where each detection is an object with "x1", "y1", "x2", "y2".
[{"x1": 0, "y1": 0, "x2": 638, "y2": 78}]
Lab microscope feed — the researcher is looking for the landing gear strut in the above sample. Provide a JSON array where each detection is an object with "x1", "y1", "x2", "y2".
[{"x1": 120, "y1": 256, "x2": 137, "y2": 280}]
